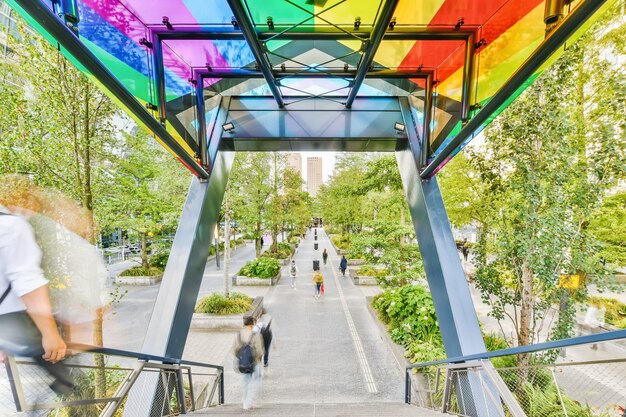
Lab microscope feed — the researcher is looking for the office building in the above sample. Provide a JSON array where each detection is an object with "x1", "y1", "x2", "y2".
[
  {"x1": 307, "y1": 156, "x2": 322, "y2": 197},
  {"x1": 286, "y1": 153, "x2": 302, "y2": 175}
]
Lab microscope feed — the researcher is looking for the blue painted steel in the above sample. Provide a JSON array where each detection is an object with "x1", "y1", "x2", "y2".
[
  {"x1": 409, "y1": 329, "x2": 626, "y2": 370},
  {"x1": 397, "y1": 100, "x2": 496, "y2": 417},
  {"x1": 345, "y1": 0, "x2": 400, "y2": 108},
  {"x1": 395, "y1": 132, "x2": 485, "y2": 356},
  {"x1": 124, "y1": 152, "x2": 233, "y2": 417}
]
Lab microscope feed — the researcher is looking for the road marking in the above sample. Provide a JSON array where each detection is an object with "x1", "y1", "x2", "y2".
[{"x1": 329, "y1": 256, "x2": 378, "y2": 394}]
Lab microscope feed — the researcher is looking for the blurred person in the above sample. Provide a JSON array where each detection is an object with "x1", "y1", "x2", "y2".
[
  {"x1": 313, "y1": 269, "x2": 324, "y2": 300},
  {"x1": 0, "y1": 175, "x2": 73, "y2": 395},
  {"x1": 233, "y1": 316, "x2": 264, "y2": 410},
  {"x1": 254, "y1": 317, "x2": 274, "y2": 367},
  {"x1": 289, "y1": 259, "x2": 299, "y2": 289},
  {"x1": 322, "y1": 248, "x2": 328, "y2": 265},
  {"x1": 339, "y1": 255, "x2": 348, "y2": 277}
]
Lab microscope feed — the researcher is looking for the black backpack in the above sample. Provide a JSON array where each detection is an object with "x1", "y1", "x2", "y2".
[
  {"x1": 290, "y1": 264, "x2": 297, "y2": 275},
  {"x1": 237, "y1": 333, "x2": 256, "y2": 374}
]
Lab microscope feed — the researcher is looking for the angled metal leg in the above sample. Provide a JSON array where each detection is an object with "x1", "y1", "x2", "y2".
[{"x1": 123, "y1": 149, "x2": 234, "y2": 417}]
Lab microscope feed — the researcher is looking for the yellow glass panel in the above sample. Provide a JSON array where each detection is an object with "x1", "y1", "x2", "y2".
[
  {"x1": 395, "y1": 0, "x2": 445, "y2": 26},
  {"x1": 314, "y1": 0, "x2": 383, "y2": 26}
]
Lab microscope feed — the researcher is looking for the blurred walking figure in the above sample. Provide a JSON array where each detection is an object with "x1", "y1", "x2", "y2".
[
  {"x1": 461, "y1": 238, "x2": 469, "y2": 262},
  {"x1": 255, "y1": 317, "x2": 274, "y2": 367},
  {"x1": 233, "y1": 316, "x2": 264, "y2": 410},
  {"x1": 322, "y1": 248, "x2": 328, "y2": 265},
  {"x1": 339, "y1": 255, "x2": 348, "y2": 277},
  {"x1": 313, "y1": 269, "x2": 324, "y2": 300},
  {"x1": 0, "y1": 175, "x2": 73, "y2": 396},
  {"x1": 289, "y1": 259, "x2": 299, "y2": 289}
]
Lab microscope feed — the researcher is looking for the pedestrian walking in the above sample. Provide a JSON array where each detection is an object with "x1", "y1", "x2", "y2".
[
  {"x1": 255, "y1": 318, "x2": 274, "y2": 367},
  {"x1": 339, "y1": 255, "x2": 348, "y2": 277},
  {"x1": 260, "y1": 236, "x2": 264, "y2": 247},
  {"x1": 322, "y1": 248, "x2": 328, "y2": 265},
  {"x1": 0, "y1": 175, "x2": 73, "y2": 396},
  {"x1": 461, "y1": 238, "x2": 469, "y2": 262},
  {"x1": 233, "y1": 316, "x2": 264, "y2": 410},
  {"x1": 313, "y1": 270, "x2": 324, "y2": 299},
  {"x1": 289, "y1": 259, "x2": 299, "y2": 289}
]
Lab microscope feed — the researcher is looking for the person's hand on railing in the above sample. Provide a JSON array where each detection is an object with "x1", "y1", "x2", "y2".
[{"x1": 41, "y1": 332, "x2": 67, "y2": 363}]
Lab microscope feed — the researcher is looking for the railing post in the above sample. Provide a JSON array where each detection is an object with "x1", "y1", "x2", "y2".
[
  {"x1": 5, "y1": 355, "x2": 26, "y2": 412},
  {"x1": 405, "y1": 369, "x2": 411, "y2": 404},
  {"x1": 219, "y1": 368, "x2": 225, "y2": 405},
  {"x1": 186, "y1": 368, "x2": 196, "y2": 411},
  {"x1": 176, "y1": 368, "x2": 187, "y2": 414}
]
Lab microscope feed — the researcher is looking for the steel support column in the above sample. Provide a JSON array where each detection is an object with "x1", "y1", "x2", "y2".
[
  {"x1": 124, "y1": 150, "x2": 233, "y2": 417},
  {"x1": 396, "y1": 98, "x2": 484, "y2": 356},
  {"x1": 345, "y1": 0, "x2": 399, "y2": 108},
  {"x1": 420, "y1": 0, "x2": 610, "y2": 178},
  {"x1": 226, "y1": 0, "x2": 284, "y2": 108},
  {"x1": 395, "y1": 118, "x2": 499, "y2": 416}
]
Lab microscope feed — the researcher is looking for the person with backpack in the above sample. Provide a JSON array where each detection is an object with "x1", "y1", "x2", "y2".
[
  {"x1": 233, "y1": 316, "x2": 264, "y2": 410},
  {"x1": 322, "y1": 248, "x2": 328, "y2": 265},
  {"x1": 313, "y1": 270, "x2": 324, "y2": 300},
  {"x1": 289, "y1": 259, "x2": 299, "y2": 289},
  {"x1": 339, "y1": 255, "x2": 348, "y2": 277}
]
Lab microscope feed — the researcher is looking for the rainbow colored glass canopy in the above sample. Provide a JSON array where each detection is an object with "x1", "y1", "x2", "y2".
[{"x1": 8, "y1": 0, "x2": 614, "y2": 177}]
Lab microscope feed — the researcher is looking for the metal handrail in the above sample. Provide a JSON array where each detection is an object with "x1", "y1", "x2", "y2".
[
  {"x1": 406, "y1": 329, "x2": 626, "y2": 370},
  {"x1": 4, "y1": 343, "x2": 225, "y2": 415},
  {"x1": 68, "y1": 342, "x2": 224, "y2": 371}
]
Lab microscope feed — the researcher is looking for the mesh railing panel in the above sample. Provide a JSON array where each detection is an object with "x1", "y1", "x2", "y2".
[{"x1": 495, "y1": 360, "x2": 626, "y2": 417}]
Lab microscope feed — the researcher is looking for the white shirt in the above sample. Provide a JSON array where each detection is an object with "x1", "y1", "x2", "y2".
[{"x1": 0, "y1": 206, "x2": 48, "y2": 315}]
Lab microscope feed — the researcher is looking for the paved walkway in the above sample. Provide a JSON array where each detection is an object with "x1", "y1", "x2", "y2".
[{"x1": 184, "y1": 228, "x2": 406, "y2": 410}]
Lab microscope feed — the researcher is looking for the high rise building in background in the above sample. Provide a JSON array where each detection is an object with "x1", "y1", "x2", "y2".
[
  {"x1": 307, "y1": 157, "x2": 323, "y2": 197},
  {"x1": 286, "y1": 153, "x2": 302, "y2": 175}
]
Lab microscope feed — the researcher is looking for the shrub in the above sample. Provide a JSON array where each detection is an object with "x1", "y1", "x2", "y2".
[
  {"x1": 587, "y1": 296, "x2": 626, "y2": 328},
  {"x1": 356, "y1": 265, "x2": 389, "y2": 278},
  {"x1": 150, "y1": 251, "x2": 169, "y2": 269},
  {"x1": 195, "y1": 292, "x2": 253, "y2": 315},
  {"x1": 331, "y1": 234, "x2": 351, "y2": 250},
  {"x1": 119, "y1": 266, "x2": 163, "y2": 277},
  {"x1": 261, "y1": 242, "x2": 293, "y2": 259},
  {"x1": 239, "y1": 257, "x2": 281, "y2": 278},
  {"x1": 372, "y1": 284, "x2": 441, "y2": 347}
]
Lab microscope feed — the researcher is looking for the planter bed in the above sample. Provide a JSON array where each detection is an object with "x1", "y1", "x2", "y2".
[
  {"x1": 191, "y1": 296, "x2": 264, "y2": 330},
  {"x1": 347, "y1": 258, "x2": 366, "y2": 266},
  {"x1": 115, "y1": 275, "x2": 162, "y2": 286},
  {"x1": 348, "y1": 267, "x2": 378, "y2": 286},
  {"x1": 232, "y1": 270, "x2": 282, "y2": 286}
]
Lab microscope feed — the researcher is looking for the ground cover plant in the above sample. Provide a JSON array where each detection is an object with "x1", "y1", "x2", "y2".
[
  {"x1": 195, "y1": 292, "x2": 253, "y2": 315},
  {"x1": 238, "y1": 257, "x2": 281, "y2": 278}
]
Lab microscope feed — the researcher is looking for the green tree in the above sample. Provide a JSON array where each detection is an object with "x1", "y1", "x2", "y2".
[
  {"x1": 98, "y1": 129, "x2": 188, "y2": 268},
  {"x1": 588, "y1": 192, "x2": 626, "y2": 267}
]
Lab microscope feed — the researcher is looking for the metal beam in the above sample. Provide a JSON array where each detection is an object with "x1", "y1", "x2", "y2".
[
  {"x1": 194, "y1": 68, "x2": 433, "y2": 79},
  {"x1": 195, "y1": 76, "x2": 208, "y2": 168},
  {"x1": 460, "y1": 37, "x2": 475, "y2": 124},
  {"x1": 420, "y1": 0, "x2": 610, "y2": 178},
  {"x1": 422, "y1": 75, "x2": 434, "y2": 168},
  {"x1": 10, "y1": 0, "x2": 208, "y2": 178},
  {"x1": 345, "y1": 0, "x2": 400, "y2": 108},
  {"x1": 152, "y1": 35, "x2": 167, "y2": 123},
  {"x1": 151, "y1": 27, "x2": 474, "y2": 41},
  {"x1": 226, "y1": 0, "x2": 284, "y2": 108}
]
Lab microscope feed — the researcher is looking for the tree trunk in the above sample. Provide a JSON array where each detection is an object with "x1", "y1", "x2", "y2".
[
  {"x1": 400, "y1": 200, "x2": 406, "y2": 247},
  {"x1": 271, "y1": 225, "x2": 278, "y2": 253},
  {"x1": 141, "y1": 232, "x2": 148, "y2": 269},
  {"x1": 224, "y1": 189, "x2": 230, "y2": 297},
  {"x1": 93, "y1": 308, "x2": 106, "y2": 401},
  {"x1": 255, "y1": 222, "x2": 261, "y2": 258},
  {"x1": 517, "y1": 260, "x2": 534, "y2": 392}
]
